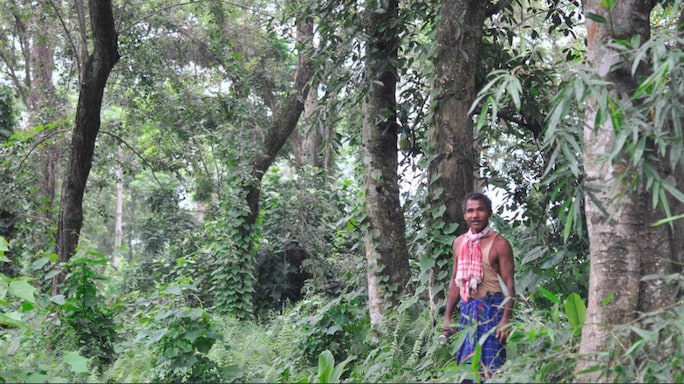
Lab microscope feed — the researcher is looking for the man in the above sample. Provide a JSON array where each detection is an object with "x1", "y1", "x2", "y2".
[{"x1": 442, "y1": 192, "x2": 515, "y2": 378}]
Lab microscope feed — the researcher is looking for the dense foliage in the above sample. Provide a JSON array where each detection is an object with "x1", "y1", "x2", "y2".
[{"x1": 1, "y1": 0, "x2": 684, "y2": 382}]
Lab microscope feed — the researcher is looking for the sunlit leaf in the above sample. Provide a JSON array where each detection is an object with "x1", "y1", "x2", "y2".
[
  {"x1": 564, "y1": 292, "x2": 586, "y2": 333},
  {"x1": 651, "y1": 213, "x2": 684, "y2": 227}
]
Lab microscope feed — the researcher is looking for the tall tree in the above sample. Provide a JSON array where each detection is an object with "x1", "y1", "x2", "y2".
[
  {"x1": 576, "y1": 0, "x2": 678, "y2": 379},
  {"x1": 52, "y1": 0, "x2": 119, "y2": 293},
  {"x1": 427, "y1": 0, "x2": 511, "y2": 309},
  {"x1": 429, "y1": 0, "x2": 512, "y2": 230},
  {"x1": 362, "y1": 0, "x2": 411, "y2": 327},
  {"x1": 0, "y1": 1, "x2": 66, "y2": 250}
]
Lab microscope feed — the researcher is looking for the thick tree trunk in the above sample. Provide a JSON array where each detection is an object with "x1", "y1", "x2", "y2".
[
  {"x1": 291, "y1": 83, "x2": 324, "y2": 168},
  {"x1": 428, "y1": 0, "x2": 510, "y2": 310},
  {"x1": 577, "y1": 0, "x2": 674, "y2": 380},
  {"x1": 52, "y1": 0, "x2": 119, "y2": 294},
  {"x1": 362, "y1": 0, "x2": 411, "y2": 328}
]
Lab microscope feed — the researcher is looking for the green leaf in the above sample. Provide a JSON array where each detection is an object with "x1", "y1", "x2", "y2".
[
  {"x1": 21, "y1": 301, "x2": 34, "y2": 312},
  {"x1": 541, "y1": 252, "x2": 564, "y2": 269},
  {"x1": 602, "y1": 292, "x2": 615, "y2": 305},
  {"x1": 623, "y1": 338, "x2": 645, "y2": 356},
  {"x1": 471, "y1": 344, "x2": 482, "y2": 378},
  {"x1": 146, "y1": 329, "x2": 168, "y2": 345},
  {"x1": 63, "y1": 351, "x2": 89, "y2": 373},
  {"x1": 3, "y1": 311, "x2": 23, "y2": 322},
  {"x1": 164, "y1": 284, "x2": 182, "y2": 295},
  {"x1": 475, "y1": 97, "x2": 492, "y2": 130},
  {"x1": 538, "y1": 286, "x2": 561, "y2": 304},
  {"x1": 0, "y1": 236, "x2": 8, "y2": 252},
  {"x1": 221, "y1": 364, "x2": 244, "y2": 382},
  {"x1": 564, "y1": 292, "x2": 586, "y2": 333},
  {"x1": 317, "y1": 350, "x2": 335, "y2": 383},
  {"x1": 585, "y1": 12, "x2": 607, "y2": 23},
  {"x1": 501, "y1": 74, "x2": 523, "y2": 111},
  {"x1": 43, "y1": 269, "x2": 61, "y2": 281},
  {"x1": 419, "y1": 255, "x2": 435, "y2": 270},
  {"x1": 0, "y1": 279, "x2": 6, "y2": 298},
  {"x1": 521, "y1": 245, "x2": 545, "y2": 264},
  {"x1": 661, "y1": 181, "x2": 684, "y2": 204},
  {"x1": 194, "y1": 336, "x2": 216, "y2": 354},
  {"x1": 600, "y1": 0, "x2": 615, "y2": 9},
  {"x1": 563, "y1": 205, "x2": 574, "y2": 243},
  {"x1": 9, "y1": 280, "x2": 36, "y2": 303},
  {"x1": 30, "y1": 257, "x2": 50, "y2": 270},
  {"x1": 651, "y1": 213, "x2": 684, "y2": 227},
  {"x1": 332, "y1": 355, "x2": 354, "y2": 383}
]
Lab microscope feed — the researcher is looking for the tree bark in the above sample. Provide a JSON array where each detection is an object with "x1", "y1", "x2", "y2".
[
  {"x1": 291, "y1": 82, "x2": 325, "y2": 168},
  {"x1": 362, "y1": 0, "x2": 411, "y2": 328},
  {"x1": 428, "y1": 0, "x2": 511, "y2": 309},
  {"x1": 577, "y1": 0, "x2": 675, "y2": 380},
  {"x1": 52, "y1": 0, "x2": 119, "y2": 294}
]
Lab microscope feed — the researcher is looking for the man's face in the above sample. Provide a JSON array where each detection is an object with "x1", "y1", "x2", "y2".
[{"x1": 463, "y1": 198, "x2": 490, "y2": 233}]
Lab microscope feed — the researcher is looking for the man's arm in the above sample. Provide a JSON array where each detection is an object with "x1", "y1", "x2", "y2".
[
  {"x1": 442, "y1": 238, "x2": 461, "y2": 333},
  {"x1": 495, "y1": 236, "x2": 515, "y2": 342}
]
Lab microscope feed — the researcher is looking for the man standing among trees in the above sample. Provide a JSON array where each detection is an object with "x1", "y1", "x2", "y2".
[{"x1": 442, "y1": 192, "x2": 515, "y2": 378}]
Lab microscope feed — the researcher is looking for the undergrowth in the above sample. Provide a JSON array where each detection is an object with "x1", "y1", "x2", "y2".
[{"x1": 2, "y1": 236, "x2": 684, "y2": 383}]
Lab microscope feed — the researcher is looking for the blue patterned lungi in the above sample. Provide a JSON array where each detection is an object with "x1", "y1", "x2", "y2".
[{"x1": 456, "y1": 292, "x2": 506, "y2": 373}]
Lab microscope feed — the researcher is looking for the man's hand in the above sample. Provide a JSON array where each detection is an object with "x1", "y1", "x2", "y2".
[
  {"x1": 495, "y1": 319, "x2": 510, "y2": 343},
  {"x1": 442, "y1": 318, "x2": 456, "y2": 335}
]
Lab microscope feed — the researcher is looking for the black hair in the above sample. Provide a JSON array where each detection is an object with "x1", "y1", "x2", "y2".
[{"x1": 462, "y1": 192, "x2": 493, "y2": 216}]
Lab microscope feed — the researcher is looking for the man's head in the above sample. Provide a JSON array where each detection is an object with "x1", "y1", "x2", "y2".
[{"x1": 462, "y1": 192, "x2": 493, "y2": 233}]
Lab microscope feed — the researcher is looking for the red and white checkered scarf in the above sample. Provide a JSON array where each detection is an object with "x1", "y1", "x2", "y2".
[{"x1": 455, "y1": 225, "x2": 492, "y2": 303}]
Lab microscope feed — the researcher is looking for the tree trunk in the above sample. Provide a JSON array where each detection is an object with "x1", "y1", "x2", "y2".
[
  {"x1": 428, "y1": 0, "x2": 511, "y2": 311},
  {"x1": 291, "y1": 83, "x2": 324, "y2": 168},
  {"x1": 52, "y1": 0, "x2": 119, "y2": 294},
  {"x1": 576, "y1": 0, "x2": 675, "y2": 380},
  {"x1": 362, "y1": 0, "x2": 411, "y2": 328},
  {"x1": 6, "y1": 4, "x2": 65, "y2": 250}
]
